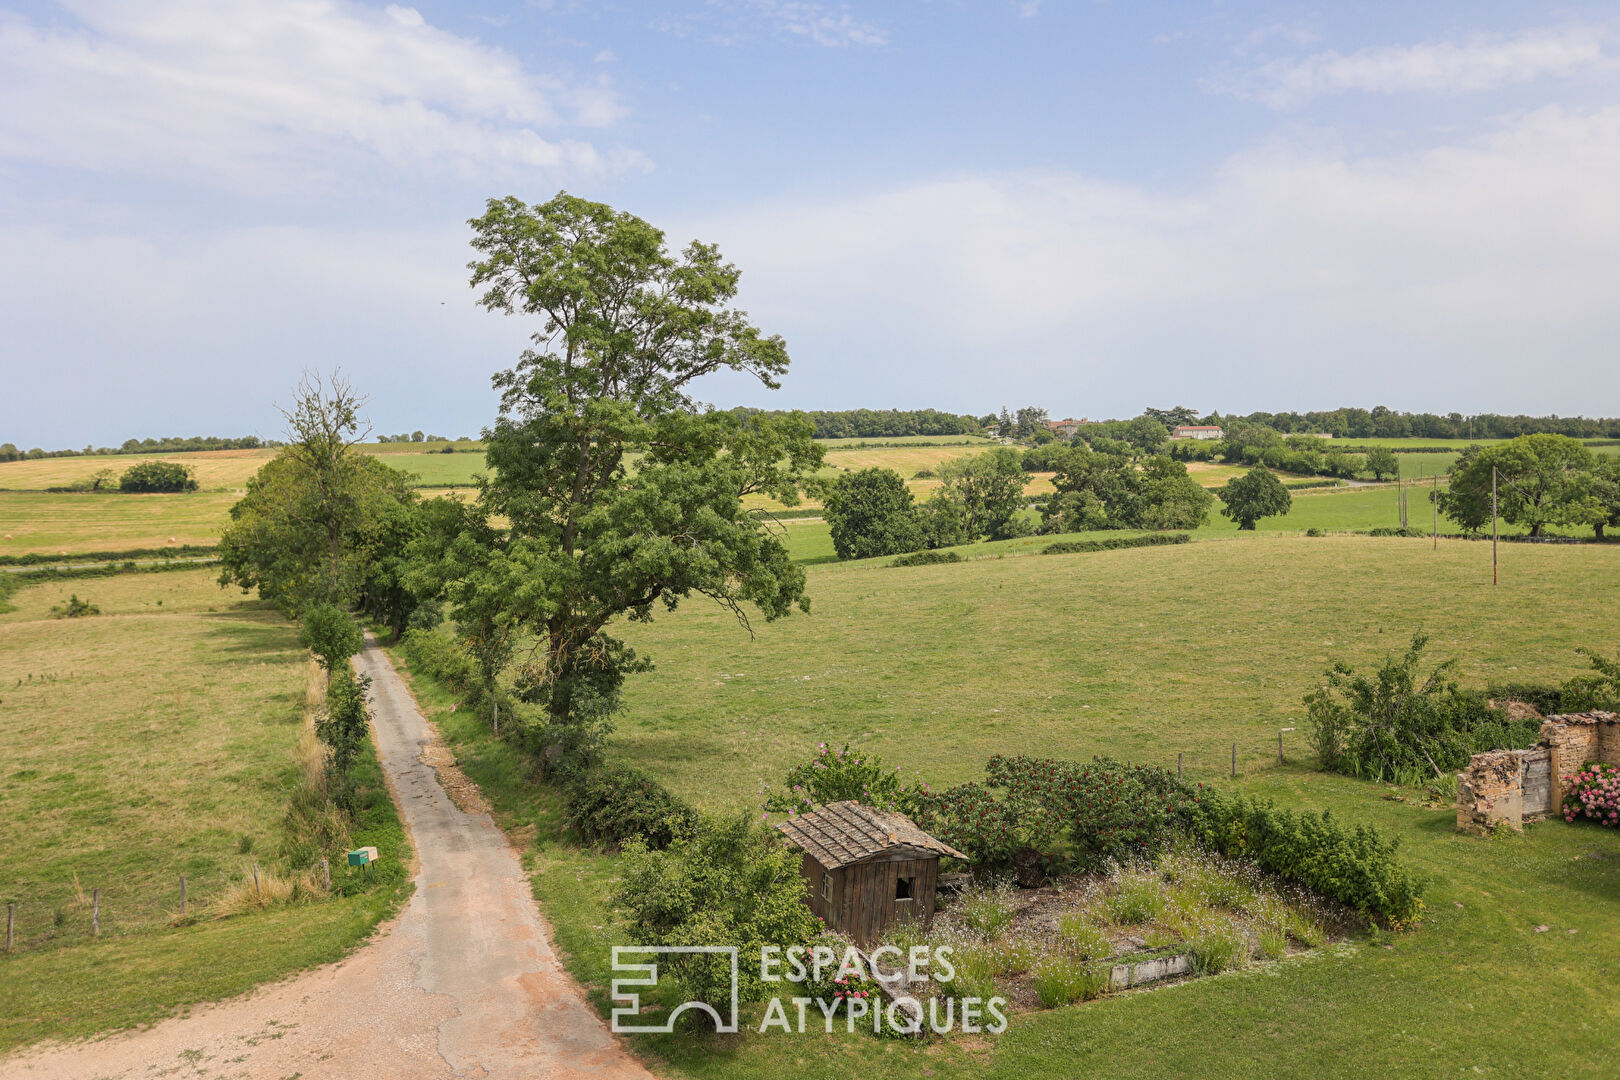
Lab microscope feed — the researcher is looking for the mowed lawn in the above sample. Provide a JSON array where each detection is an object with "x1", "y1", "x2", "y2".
[
  {"x1": 391, "y1": 535, "x2": 1620, "y2": 1080},
  {"x1": 0, "y1": 570, "x2": 406, "y2": 1050}
]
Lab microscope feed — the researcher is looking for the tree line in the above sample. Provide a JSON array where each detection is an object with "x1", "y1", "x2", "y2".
[
  {"x1": 821, "y1": 442, "x2": 1294, "y2": 561},
  {"x1": 730, "y1": 407, "x2": 984, "y2": 439},
  {"x1": 0, "y1": 435, "x2": 279, "y2": 462}
]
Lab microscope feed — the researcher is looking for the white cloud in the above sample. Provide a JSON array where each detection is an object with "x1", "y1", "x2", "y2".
[
  {"x1": 0, "y1": 0, "x2": 638, "y2": 191},
  {"x1": 1216, "y1": 24, "x2": 1612, "y2": 107},
  {"x1": 733, "y1": 1, "x2": 887, "y2": 48},
  {"x1": 681, "y1": 105, "x2": 1620, "y2": 415},
  {"x1": 0, "y1": 221, "x2": 527, "y2": 444}
]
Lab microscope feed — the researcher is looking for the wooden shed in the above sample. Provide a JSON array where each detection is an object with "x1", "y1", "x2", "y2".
[{"x1": 776, "y1": 801, "x2": 968, "y2": 945}]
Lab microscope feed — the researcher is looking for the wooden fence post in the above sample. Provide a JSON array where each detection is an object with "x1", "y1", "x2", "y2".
[
  {"x1": 1231, "y1": 743, "x2": 1237, "y2": 779},
  {"x1": 6, "y1": 902, "x2": 13, "y2": 952},
  {"x1": 252, "y1": 862, "x2": 261, "y2": 902},
  {"x1": 1177, "y1": 752, "x2": 1183, "y2": 780},
  {"x1": 92, "y1": 889, "x2": 100, "y2": 937},
  {"x1": 180, "y1": 874, "x2": 187, "y2": 917},
  {"x1": 1278, "y1": 732, "x2": 1285, "y2": 765},
  {"x1": 321, "y1": 858, "x2": 331, "y2": 893}
]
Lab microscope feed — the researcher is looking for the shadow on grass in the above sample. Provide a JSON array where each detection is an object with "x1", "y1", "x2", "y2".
[{"x1": 202, "y1": 619, "x2": 303, "y2": 663}]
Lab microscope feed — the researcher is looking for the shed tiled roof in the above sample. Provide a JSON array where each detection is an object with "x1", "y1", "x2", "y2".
[{"x1": 775, "y1": 801, "x2": 968, "y2": 869}]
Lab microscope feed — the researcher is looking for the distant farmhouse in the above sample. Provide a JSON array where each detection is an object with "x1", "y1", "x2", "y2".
[
  {"x1": 1170, "y1": 425, "x2": 1223, "y2": 440},
  {"x1": 1045, "y1": 418, "x2": 1085, "y2": 438}
]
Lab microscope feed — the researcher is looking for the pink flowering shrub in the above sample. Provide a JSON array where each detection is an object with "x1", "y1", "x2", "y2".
[
  {"x1": 761, "y1": 743, "x2": 929, "y2": 815},
  {"x1": 827, "y1": 971, "x2": 878, "y2": 1010},
  {"x1": 1562, "y1": 762, "x2": 1620, "y2": 827}
]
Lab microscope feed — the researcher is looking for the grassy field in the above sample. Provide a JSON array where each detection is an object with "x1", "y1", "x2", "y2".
[
  {"x1": 0, "y1": 490, "x2": 239, "y2": 555},
  {"x1": 602, "y1": 535, "x2": 1618, "y2": 800},
  {"x1": 0, "y1": 446, "x2": 488, "y2": 492},
  {"x1": 771, "y1": 478, "x2": 1597, "y2": 566},
  {"x1": 0, "y1": 472, "x2": 1596, "y2": 561},
  {"x1": 386, "y1": 534, "x2": 1620, "y2": 1080},
  {"x1": 0, "y1": 569, "x2": 410, "y2": 1050}
]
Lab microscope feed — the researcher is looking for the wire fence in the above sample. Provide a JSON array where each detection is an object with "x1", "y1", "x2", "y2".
[{"x1": 1, "y1": 857, "x2": 338, "y2": 957}]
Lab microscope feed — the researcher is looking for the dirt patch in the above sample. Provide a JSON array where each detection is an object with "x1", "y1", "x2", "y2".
[
  {"x1": 419, "y1": 738, "x2": 493, "y2": 816},
  {"x1": 1489, "y1": 699, "x2": 1545, "y2": 722}
]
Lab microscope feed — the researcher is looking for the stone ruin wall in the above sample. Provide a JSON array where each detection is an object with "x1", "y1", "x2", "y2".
[{"x1": 1456, "y1": 712, "x2": 1620, "y2": 836}]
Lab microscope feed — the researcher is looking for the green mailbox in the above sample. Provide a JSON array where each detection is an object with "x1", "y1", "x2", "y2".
[{"x1": 347, "y1": 846, "x2": 379, "y2": 867}]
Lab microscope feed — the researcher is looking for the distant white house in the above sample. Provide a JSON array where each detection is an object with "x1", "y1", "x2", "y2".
[{"x1": 1170, "y1": 425, "x2": 1223, "y2": 440}]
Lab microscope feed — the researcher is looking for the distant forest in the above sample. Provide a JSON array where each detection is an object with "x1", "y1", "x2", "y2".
[
  {"x1": 1196, "y1": 407, "x2": 1620, "y2": 441},
  {"x1": 728, "y1": 407, "x2": 985, "y2": 439},
  {"x1": 736, "y1": 406, "x2": 1620, "y2": 441},
  {"x1": 0, "y1": 435, "x2": 279, "y2": 462},
  {"x1": 6, "y1": 406, "x2": 1619, "y2": 463}
]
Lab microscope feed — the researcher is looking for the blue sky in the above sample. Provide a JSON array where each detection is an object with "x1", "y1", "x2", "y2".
[{"x1": 3, "y1": 1, "x2": 1619, "y2": 446}]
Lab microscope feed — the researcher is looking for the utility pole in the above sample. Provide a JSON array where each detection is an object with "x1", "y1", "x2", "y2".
[
  {"x1": 1492, "y1": 466, "x2": 1499, "y2": 586},
  {"x1": 1432, "y1": 473, "x2": 1438, "y2": 551}
]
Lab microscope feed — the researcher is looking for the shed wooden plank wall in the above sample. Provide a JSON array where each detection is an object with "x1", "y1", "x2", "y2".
[{"x1": 836, "y1": 855, "x2": 938, "y2": 945}]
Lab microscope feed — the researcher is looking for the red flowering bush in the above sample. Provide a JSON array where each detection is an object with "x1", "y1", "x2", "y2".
[
  {"x1": 1562, "y1": 762, "x2": 1620, "y2": 827},
  {"x1": 908, "y1": 755, "x2": 1206, "y2": 876}
]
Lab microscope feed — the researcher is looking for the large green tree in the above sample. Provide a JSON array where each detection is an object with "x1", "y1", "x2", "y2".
[
  {"x1": 416, "y1": 192, "x2": 823, "y2": 767},
  {"x1": 1040, "y1": 448, "x2": 1211, "y2": 531},
  {"x1": 1439, "y1": 434, "x2": 1595, "y2": 537},
  {"x1": 218, "y1": 449, "x2": 417, "y2": 616},
  {"x1": 935, "y1": 447, "x2": 1030, "y2": 541},
  {"x1": 1586, "y1": 456, "x2": 1620, "y2": 540},
  {"x1": 1217, "y1": 466, "x2": 1292, "y2": 530},
  {"x1": 822, "y1": 467, "x2": 924, "y2": 560},
  {"x1": 1364, "y1": 447, "x2": 1399, "y2": 482}
]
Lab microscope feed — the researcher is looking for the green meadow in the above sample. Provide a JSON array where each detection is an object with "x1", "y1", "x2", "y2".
[
  {"x1": 388, "y1": 533, "x2": 1620, "y2": 1080},
  {"x1": 0, "y1": 570, "x2": 409, "y2": 1050}
]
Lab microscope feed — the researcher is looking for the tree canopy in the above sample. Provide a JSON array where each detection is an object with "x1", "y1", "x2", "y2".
[
  {"x1": 1217, "y1": 466, "x2": 1292, "y2": 530},
  {"x1": 1040, "y1": 448, "x2": 1213, "y2": 532},
  {"x1": 411, "y1": 192, "x2": 824, "y2": 768},
  {"x1": 1437, "y1": 434, "x2": 1598, "y2": 537},
  {"x1": 119, "y1": 461, "x2": 198, "y2": 493},
  {"x1": 822, "y1": 467, "x2": 924, "y2": 560},
  {"x1": 934, "y1": 447, "x2": 1030, "y2": 541}
]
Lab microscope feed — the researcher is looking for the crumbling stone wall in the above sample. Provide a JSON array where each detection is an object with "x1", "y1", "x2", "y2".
[
  {"x1": 1457, "y1": 750, "x2": 1525, "y2": 836},
  {"x1": 1456, "y1": 712, "x2": 1620, "y2": 835}
]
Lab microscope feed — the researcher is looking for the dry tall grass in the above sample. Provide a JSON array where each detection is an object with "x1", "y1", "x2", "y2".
[
  {"x1": 211, "y1": 862, "x2": 328, "y2": 918},
  {"x1": 278, "y1": 659, "x2": 350, "y2": 871}
]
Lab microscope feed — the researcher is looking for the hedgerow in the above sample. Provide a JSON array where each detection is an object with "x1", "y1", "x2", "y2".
[
  {"x1": 1041, "y1": 533, "x2": 1191, "y2": 556},
  {"x1": 889, "y1": 549, "x2": 962, "y2": 567},
  {"x1": 1188, "y1": 791, "x2": 1425, "y2": 928},
  {"x1": 0, "y1": 544, "x2": 217, "y2": 566},
  {"x1": 887, "y1": 750, "x2": 1424, "y2": 925}
]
